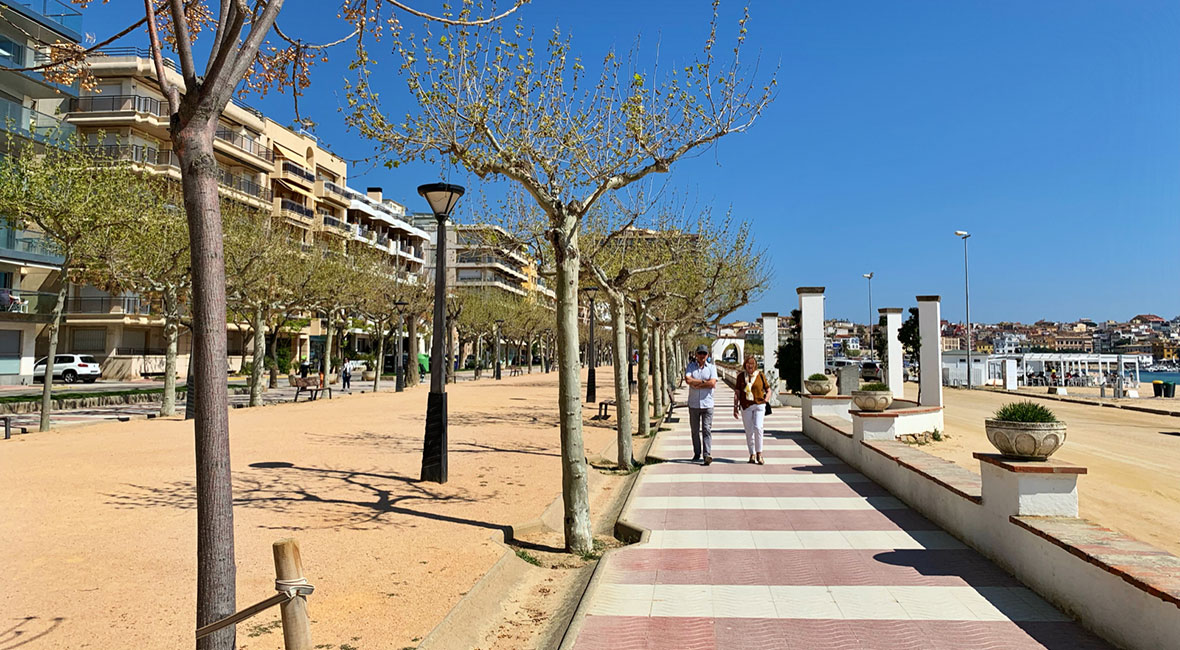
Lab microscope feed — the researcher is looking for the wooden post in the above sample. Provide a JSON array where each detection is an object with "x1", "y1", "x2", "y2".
[{"x1": 272, "y1": 538, "x2": 312, "y2": 650}]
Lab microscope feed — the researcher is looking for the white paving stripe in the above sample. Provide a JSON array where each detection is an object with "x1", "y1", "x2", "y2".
[
  {"x1": 585, "y1": 584, "x2": 1070, "y2": 622},
  {"x1": 647, "y1": 455, "x2": 844, "y2": 465},
  {"x1": 643, "y1": 529, "x2": 964, "y2": 550},
  {"x1": 630, "y1": 496, "x2": 905, "y2": 510},
  {"x1": 642, "y1": 473, "x2": 871, "y2": 484}
]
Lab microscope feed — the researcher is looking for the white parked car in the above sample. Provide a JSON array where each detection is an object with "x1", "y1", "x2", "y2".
[{"x1": 33, "y1": 354, "x2": 102, "y2": 383}]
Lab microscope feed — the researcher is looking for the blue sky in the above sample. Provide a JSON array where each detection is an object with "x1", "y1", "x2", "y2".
[{"x1": 79, "y1": 1, "x2": 1180, "y2": 325}]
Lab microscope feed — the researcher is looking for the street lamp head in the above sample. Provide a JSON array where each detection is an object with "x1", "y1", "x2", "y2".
[
  {"x1": 394, "y1": 300, "x2": 409, "y2": 307},
  {"x1": 583, "y1": 285, "x2": 599, "y2": 295},
  {"x1": 495, "y1": 318, "x2": 504, "y2": 325},
  {"x1": 954, "y1": 230, "x2": 970, "y2": 238},
  {"x1": 863, "y1": 272, "x2": 873, "y2": 280},
  {"x1": 417, "y1": 182, "x2": 465, "y2": 220}
]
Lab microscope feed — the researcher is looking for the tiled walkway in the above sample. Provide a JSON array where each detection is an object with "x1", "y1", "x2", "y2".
[{"x1": 569, "y1": 384, "x2": 1111, "y2": 649}]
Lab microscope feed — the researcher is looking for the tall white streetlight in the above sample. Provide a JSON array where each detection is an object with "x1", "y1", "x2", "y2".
[
  {"x1": 862, "y1": 272, "x2": 874, "y2": 359},
  {"x1": 954, "y1": 231, "x2": 972, "y2": 390}
]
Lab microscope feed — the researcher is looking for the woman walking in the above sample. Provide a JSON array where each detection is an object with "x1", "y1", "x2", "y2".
[{"x1": 733, "y1": 354, "x2": 769, "y2": 464}]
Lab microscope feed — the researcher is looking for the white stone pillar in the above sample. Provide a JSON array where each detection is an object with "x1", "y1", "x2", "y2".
[
  {"x1": 762, "y1": 312, "x2": 780, "y2": 405},
  {"x1": 917, "y1": 295, "x2": 942, "y2": 407},
  {"x1": 798, "y1": 287, "x2": 825, "y2": 393},
  {"x1": 880, "y1": 308, "x2": 903, "y2": 393}
]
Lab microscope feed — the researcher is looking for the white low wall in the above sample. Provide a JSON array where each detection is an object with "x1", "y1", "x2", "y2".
[
  {"x1": 851, "y1": 408, "x2": 943, "y2": 440},
  {"x1": 803, "y1": 414, "x2": 1180, "y2": 650}
]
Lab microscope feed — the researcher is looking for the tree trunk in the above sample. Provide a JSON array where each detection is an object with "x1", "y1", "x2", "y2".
[
  {"x1": 635, "y1": 300, "x2": 650, "y2": 438},
  {"x1": 249, "y1": 304, "x2": 266, "y2": 407},
  {"x1": 323, "y1": 309, "x2": 334, "y2": 377},
  {"x1": 185, "y1": 343, "x2": 196, "y2": 420},
  {"x1": 651, "y1": 325, "x2": 664, "y2": 419},
  {"x1": 609, "y1": 294, "x2": 633, "y2": 469},
  {"x1": 267, "y1": 323, "x2": 280, "y2": 389},
  {"x1": 161, "y1": 285, "x2": 180, "y2": 416},
  {"x1": 407, "y1": 316, "x2": 420, "y2": 386},
  {"x1": 374, "y1": 321, "x2": 385, "y2": 392},
  {"x1": 475, "y1": 334, "x2": 483, "y2": 380},
  {"x1": 554, "y1": 226, "x2": 592, "y2": 553},
  {"x1": 39, "y1": 273, "x2": 69, "y2": 432},
  {"x1": 176, "y1": 121, "x2": 236, "y2": 650},
  {"x1": 661, "y1": 329, "x2": 672, "y2": 406}
]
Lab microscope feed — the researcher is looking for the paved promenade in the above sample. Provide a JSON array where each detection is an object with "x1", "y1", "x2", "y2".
[{"x1": 569, "y1": 384, "x2": 1111, "y2": 649}]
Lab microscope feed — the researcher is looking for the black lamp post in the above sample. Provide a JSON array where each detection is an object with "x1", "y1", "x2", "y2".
[
  {"x1": 418, "y1": 182, "x2": 464, "y2": 484},
  {"x1": 494, "y1": 319, "x2": 504, "y2": 380},
  {"x1": 585, "y1": 286, "x2": 598, "y2": 403},
  {"x1": 394, "y1": 299, "x2": 408, "y2": 392}
]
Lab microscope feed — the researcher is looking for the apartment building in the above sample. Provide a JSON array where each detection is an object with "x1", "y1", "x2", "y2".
[
  {"x1": 57, "y1": 50, "x2": 428, "y2": 378},
  {"x1": 0, "y1": 0, "x2": 79, "y2": 384},
  {"x1": 415, "y1": 217, "x2": 531, "y2": 298}
]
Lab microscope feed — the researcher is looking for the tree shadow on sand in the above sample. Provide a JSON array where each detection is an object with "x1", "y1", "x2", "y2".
[
  {"x1": 103, "y1": 462, "x2": 510, "y2": 534},
  {"x1": 0, "y1": 616, "x2": 64, "y2": 650}
]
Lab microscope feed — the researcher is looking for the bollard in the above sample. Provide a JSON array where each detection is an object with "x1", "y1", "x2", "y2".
[
  {"x1": 2, "y1": 416, "x2": 9, "y2": 440},
  {"x1": 273, "y1": 538, "x2": 313, "y2": 650}
]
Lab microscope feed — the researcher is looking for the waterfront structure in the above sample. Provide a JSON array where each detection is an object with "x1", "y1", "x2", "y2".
[{"x1": 0, "y1": 1, "x2": 80, "y2": 384}]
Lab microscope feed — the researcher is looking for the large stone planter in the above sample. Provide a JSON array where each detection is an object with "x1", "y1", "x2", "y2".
[
  {"x1": 804, "y1": 378, "x2": 834, "y2": 395},
  {"x1": 362, "y1": 370, "x2": 376, "y2": 381},
  {"x1": 985, "y1": 419, "x2": 1067, "y2": 460},
  {"x1": 851, "y1": 389, "x2": 893, "y2": 412}
]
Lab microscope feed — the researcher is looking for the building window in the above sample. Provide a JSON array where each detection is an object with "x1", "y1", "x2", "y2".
[
  {"x1": 0, "y1": 329, "x2": 19, "y2": 375},
  {"x1": 72, "y1": 328, "x2": 107, "y2": 353},
  {"x1": 0, "y1": 38, "x2": 24, "y2": 68}
]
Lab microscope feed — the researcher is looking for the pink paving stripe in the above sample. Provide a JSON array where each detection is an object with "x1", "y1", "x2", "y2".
[
  {"x1": 635, "y1": 481, "x2": 891, "y2": 498},
  {"x1": 628, "y1": 508, "x2": 941, "y2": 532},
  {"x1": 646, "y1": 462, "x2": 855, "y2": 475},
  {"x1": 606, "y1": 548, "x2": 1023, "y2": 588},
  {"x1": 575, "y1": 617, "x2": 1112, "y2": 649}
]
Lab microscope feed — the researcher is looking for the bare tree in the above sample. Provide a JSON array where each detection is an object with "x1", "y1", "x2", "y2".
[{"x1": 351, "y1": 2, "x2": 775, "y2": 551}]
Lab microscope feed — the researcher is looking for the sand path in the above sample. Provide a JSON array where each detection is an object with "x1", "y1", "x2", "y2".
[
  {"x1": 902, "y1": 383, "x2": 1180, "y2": 556},
  {"x1": 1, "y1": 368, "x2": 621, "y2": 649}
]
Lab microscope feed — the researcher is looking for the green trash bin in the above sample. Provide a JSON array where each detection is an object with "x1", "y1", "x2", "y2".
[
  {"x1": 1164, "y1": 382, "x2": 1176, "y2": 398},
  {"x1": 1154, "y1": 380, "x2": 1165, "y2": 397}
]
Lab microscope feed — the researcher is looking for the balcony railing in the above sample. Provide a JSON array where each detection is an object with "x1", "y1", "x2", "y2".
[
  {"x1": 0, "y1": 97, "x2": 75, "y2": 145},
  {"x1": 84, "y1": 49, "x2": 265, "y2": 118},
  {"x1": 0, "y1": 226, "x2": 64, "y2": 266},
  {"x1": 11, "y1": 1, "x2": 82, "y2": 33},
  {"x1": 67, "y1": 296, "x2": 159, "y2": 315},
  {"x1": 281, "y1": 161, "x2": 315, "y2": 184},
  {"x1": 376, "y1": 234, "x2": 391, "y2": 247},
  {"x1": 215, "y1": 129, "x2": 274, "y2": 162},
  {"x1": 114, "y1": 346, "x2": 168, "y2": 356},
  {"x1": 220, "y1": 171, "x2": 273, "y2": 201},
  {"x1": 323, "y1": 180, "x2": 350, "y2": 198},
  {"x1": 0, "y1": 289, "x2": 58, "y2": 316},
  {"x1": 70, "y1": 94, "x2": 165, "y2": 116},
  {"x1": 280, "y1": 199, "x2": 314, "y2": 219},
  {"x1": 322, "y1": 216, "x2": 346, "y2": 230},
  {"x1": 84, "y1": 144, "x2": 179, "y2": 168}
]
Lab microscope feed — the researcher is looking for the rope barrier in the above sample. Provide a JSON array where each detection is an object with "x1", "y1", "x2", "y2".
[{"x1": 194, "y1": 579, "x2": 315, "y2": 640}]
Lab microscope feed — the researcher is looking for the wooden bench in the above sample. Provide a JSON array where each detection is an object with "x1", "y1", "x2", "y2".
[{"x1": 289, "y1": 376, "x2": 332, "y2": 402}]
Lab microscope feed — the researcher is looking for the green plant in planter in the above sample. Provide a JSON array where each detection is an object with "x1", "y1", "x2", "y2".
[
  {"x1": 993, "y1": 401, "x2": 1058, "y2": 423},
  {"x1": 807, "y1": 373, "x2": 828, "y2": 381},
  {"x1": 860, "y1": 382, "x2": 890, "y2": 392}
]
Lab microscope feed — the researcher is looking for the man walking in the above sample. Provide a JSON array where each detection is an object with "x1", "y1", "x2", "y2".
[{"x1": 685, "y1": 344, "x2": 718, "y2": 465}]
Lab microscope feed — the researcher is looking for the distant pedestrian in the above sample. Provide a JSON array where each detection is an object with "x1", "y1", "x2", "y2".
[
  {"x1": 733, "y1": 354, "x2": 769, "y2": 465},
  {"x1": 342, "y1": 357, "x2": 352, "y2": 391},
  {"x1": 685, "y1": 344, "x2": 718, "y2": 465},
  {"x1": 299, "y1": 358, "x2": 310, "y2": 378}
]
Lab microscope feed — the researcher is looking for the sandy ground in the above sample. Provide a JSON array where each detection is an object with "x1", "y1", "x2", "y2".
[
  {"x1": 0, "y1": 367, "x2": 629, "y2": 650},
  {"x1": 901, "y1": 382, "x2": 1180, "y2": 556}
]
